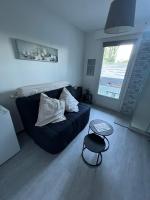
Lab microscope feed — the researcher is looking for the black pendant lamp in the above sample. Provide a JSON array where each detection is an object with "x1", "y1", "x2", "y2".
[{"x1": 105, "y1": 0, "x2": 136, "y2": 34}]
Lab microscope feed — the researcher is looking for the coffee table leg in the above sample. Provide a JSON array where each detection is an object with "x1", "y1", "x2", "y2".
[
  {"x1": 96, "y1": 153, "x2": 102, "y2": 166},
  {"x1": 96, "y1": 153, "x2": 100, "y2": 165},
  {"x1": 82, "y1": 142, "x2": 85, "y2": 154},
  {"x1": 88, "y1": 126, "x2": 90, "y2": 134},
  {"x1": 82, "y1": 148, "x2": 103, "y2": 167},
  {"x1": 103, "y1": 136, "x2": 110, "y2": 151}
]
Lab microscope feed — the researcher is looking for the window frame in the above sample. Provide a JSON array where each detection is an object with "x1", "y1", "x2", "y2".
[{"x1": 98, "y1": 41, "x2": 135, "y2": 100}]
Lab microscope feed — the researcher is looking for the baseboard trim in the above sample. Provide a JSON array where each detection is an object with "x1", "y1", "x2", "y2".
[{"x1": 128, "y1": 126, "x2": 150, "y2": 138}]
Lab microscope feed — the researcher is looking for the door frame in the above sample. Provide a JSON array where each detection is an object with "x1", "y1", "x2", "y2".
[{"x1": 96, "y1": 34, "x2": 142, "y2": 112}]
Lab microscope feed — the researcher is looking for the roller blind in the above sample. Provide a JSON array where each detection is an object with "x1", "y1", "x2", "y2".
[{"x1": 103, "y1": 39, "x2": 136, "y2": 47}]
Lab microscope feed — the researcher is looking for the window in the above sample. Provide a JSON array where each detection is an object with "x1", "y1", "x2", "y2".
[{"x1": 98, "y1": 41, "x2": 134, "y2": 99}]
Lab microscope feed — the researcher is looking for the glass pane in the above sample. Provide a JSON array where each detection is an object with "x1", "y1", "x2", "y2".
[{"x1": 98, "y1": 44, "x2": 133, "y2": 99}]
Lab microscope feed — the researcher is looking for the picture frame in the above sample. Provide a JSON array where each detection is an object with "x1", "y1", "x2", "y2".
[{"x1": 13, "y1": 39, "x2": 58, "y2": 63}]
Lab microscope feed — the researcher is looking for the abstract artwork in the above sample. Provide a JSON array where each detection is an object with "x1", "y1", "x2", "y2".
[{"x1": 14, "y1": 39, "x2": 58, "y2": 62}]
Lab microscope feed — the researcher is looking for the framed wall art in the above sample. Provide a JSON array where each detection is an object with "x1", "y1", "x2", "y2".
[{"x1": 13, "y1": 39, "x2": 58, "y2": 63}]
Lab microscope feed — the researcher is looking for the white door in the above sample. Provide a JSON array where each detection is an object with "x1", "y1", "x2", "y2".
[{"x1": 97, "y1": 41, "x2": 136, "y2": 111}]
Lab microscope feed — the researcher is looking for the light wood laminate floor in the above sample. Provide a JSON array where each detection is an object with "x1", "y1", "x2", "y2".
[{"x1": 0, "y1": 107, "x2": 150, "y2": 200}]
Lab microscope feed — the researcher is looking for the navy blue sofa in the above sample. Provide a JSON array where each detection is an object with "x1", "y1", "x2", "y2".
[{"x1": 16, "y1": 86, "x2": 90, "y2": 154}]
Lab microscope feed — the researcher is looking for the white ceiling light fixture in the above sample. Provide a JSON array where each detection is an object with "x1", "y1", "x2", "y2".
[{"x1": 105, "y1": 0, "x2": 136, "y2": 34}]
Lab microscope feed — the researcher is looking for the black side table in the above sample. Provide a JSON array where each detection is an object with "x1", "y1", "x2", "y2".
[
  {"x1": 82, "y1": 134, "x2": 107, "y2": 167},
  {"x1": 88, "y1": 119, "x2": 113, "y2": 151},
  {"x1": 82, "y1": 119, "x2": 113, "y2": 167}
]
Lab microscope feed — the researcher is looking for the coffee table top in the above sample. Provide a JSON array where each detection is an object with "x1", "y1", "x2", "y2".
[{"x1": 89, "y1": 119, "x2": 113, "y2": 136}]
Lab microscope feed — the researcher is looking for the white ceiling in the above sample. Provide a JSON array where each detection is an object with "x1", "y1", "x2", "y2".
[{"x1": 42, "y1": 0, "x2": 150, "y2": 32}]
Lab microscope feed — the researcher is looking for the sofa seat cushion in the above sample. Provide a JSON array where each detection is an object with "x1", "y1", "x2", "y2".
[
  {"x1": 65, "y1": 103, "x2": 89, "y2": 120},
  {"x1": 32, "y1": 118, "x2": 74, "y2": 154},
  {"x1": 31, "y1": 103, "x2": 90, "y2": 154},
  {"x1": 65, "y1": 103, "x2": 90, "y2": 135}
]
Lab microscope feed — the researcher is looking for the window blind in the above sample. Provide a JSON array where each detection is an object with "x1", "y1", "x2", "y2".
[{"x1": 103, "y1": 39, "x2": 136, "y2": 47}]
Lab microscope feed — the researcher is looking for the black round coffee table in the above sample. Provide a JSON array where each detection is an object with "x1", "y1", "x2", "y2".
[
  {"x1": 82, "y1": 119, "x2": 113, "y2": 167},
  {"x1": 89, "y1": 119, "x2": 113, "y2": 151},
  {"x1": 82, "y1": 134, "x2": 107, "y2": 166}
]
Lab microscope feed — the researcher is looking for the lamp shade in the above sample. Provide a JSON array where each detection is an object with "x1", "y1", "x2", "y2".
[{"x1": 105, "y1": 0, "x2": 136, "y2": 34}]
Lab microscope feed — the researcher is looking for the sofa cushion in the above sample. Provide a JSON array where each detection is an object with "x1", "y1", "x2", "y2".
[
  {"x1": 31, "y1": 103, "x2": 90, "y2": 153},
  {"x1": 16, "y1": 87, "x2": 64, "y2": 131},
  {"x1": 59, "y1": 88, "x2": 79, "y2": 112},
  {"x1": 32, "y1": 118, "x2": 74, "y2": 153},
  {"x1": 65, "y1": 103, "x2": 88, "y2": 120},
  {"x1": 65, "y1": 86, "x2": 77, "y2": 99},
  {"x1": 35, "y1": 93, "x2": 66, "y2": 127},
  {"x1": 65, "y1": 103, "x2": 90, "y2": 134},
  {"x1": 45, "y1": 87, "x2": 62, "y2": 99}
]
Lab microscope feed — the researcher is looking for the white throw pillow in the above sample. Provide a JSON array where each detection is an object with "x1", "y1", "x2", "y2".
[
  {"x1": 59, "y1": 88, "x2": 79, "y2": 112},
  {"x1": 35, "y1": 93, "x2": 66, "y2": 127}
]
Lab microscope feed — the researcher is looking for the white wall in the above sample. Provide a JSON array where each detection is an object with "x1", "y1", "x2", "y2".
[{"x1": 0, "y1": 0, "x2": 85, "y2": 131}]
